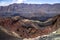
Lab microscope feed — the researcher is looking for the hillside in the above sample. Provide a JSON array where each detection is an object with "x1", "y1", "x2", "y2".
[{"x1": 0, "y1": 15, "x2": 60, "y2": 38}]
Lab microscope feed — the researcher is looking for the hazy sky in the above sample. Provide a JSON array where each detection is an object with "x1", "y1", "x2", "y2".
[
  {"x1": 0, "y1": 0, "x2": 60, "y2": 6},
  {"x1": 24, "y1": 0, "x2": 60, "y2": 4}
]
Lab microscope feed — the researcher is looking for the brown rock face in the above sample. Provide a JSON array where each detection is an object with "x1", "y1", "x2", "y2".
[{"x1": 0, "y1": 15, "x2": 60, "y2": 38}]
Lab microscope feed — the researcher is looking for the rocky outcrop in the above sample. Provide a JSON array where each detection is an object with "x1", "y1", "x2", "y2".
[{"x1": 0, "y1": 15, "x2": 60, "y2": 39}]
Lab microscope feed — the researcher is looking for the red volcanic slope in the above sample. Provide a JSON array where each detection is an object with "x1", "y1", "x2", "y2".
[{"x1": 0, "y1": 15, "x2": 60, "y2": 38}]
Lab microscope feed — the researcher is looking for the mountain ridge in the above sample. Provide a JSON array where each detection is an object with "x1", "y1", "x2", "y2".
[{"x1": 0, "y1": 3, "x2": 60, "y2": 18}]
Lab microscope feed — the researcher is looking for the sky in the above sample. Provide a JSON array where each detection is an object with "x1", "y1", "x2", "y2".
[{"x1": 0, "y1": 0, "x2": 60, "y2": 6}]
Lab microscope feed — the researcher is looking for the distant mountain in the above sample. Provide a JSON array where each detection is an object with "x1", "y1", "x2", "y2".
[{"x1": 0, "y1": 3, "x2": 60, "y2": 18}]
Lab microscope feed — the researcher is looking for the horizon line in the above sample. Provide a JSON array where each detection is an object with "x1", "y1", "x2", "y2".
[{"x1": 0, "y1": 3, "x2": 60, "y2": 6}]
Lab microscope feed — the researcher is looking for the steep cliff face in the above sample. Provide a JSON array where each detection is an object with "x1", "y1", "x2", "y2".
[
  {"x1": 0, "y1": 3, "x2": 60, "y2": 18},
  {"x1": 0, "y1": 15, "x2": 60, "y2": 38}
]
